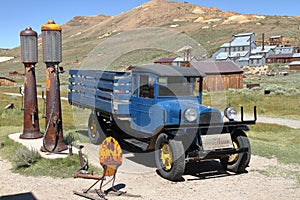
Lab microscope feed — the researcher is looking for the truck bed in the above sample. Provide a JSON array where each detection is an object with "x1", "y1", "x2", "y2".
[{"x1": 68, "y1": 70, "x2": 132, "y2": 115}]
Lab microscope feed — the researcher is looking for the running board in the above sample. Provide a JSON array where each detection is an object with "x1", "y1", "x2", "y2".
[{"x1": 124, "y1": 139, "x2": 149, "y2": 151}]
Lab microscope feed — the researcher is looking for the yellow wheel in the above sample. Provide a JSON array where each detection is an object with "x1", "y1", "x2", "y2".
[
  {"x1": 155, "y1": 133, "x2": 185, "y2": 181},
  {"x1": 161, "y1": 144, "x2": 173, "y2": 171}
]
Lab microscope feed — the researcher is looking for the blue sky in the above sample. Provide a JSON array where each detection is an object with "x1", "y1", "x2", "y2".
[{"x1": 1, "y1": 0, "x2": 299, "y2": 49}]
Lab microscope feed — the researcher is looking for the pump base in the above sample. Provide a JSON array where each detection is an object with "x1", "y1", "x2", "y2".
[
  {"x1": 19, "y1": 130, "x2": 43, "y2": 139},
  {"x1": 41, "y1": 140, "x2": 68, "y2": 153}
]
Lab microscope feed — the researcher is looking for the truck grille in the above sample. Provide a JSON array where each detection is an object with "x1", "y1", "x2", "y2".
[{"x1": 199, "y1": 112, "x2": 221, "y2": 124}]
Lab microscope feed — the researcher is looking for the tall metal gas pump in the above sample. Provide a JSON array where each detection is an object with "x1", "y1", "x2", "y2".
[
  {"x1": 19, "y1": 27, "x2": 43, "y2": 139},
  {"x1": 40, "y1": 20, "x2": 67, "y2": 152}
]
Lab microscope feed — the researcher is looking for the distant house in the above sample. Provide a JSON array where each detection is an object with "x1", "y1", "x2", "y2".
[
  {"x1": 269, "y1": 35, "x2": 283, "y2": 46},
  {"x1": 154, "y1": 57, "x2": 197, "y2": 67},
  {"x1": 213, "y1": 32, "x2": 300, "y2": 66},
  {"x1": 249, "y1": 45, "x2": 276, "y2": 66},
  {"x1": 0, "y1": 77, "x2": 15, "y2": 86},
  {"x1": 192, "y1": 61, "x2": 243, "y2": 91},
  {"x1": 212, "y1": 32, "x2": 256, "y2": 67},
  {"x1": 289, "y1": 61, "x2": 300, "y2": 70},
  {"x1": 267, "y1": 53, "x2": 294, "y2": 64}
]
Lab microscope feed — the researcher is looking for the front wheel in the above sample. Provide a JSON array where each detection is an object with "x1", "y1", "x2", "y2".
[
  {"x1": 220, "y1": 130, "x2": 251, "y2": 173},
  {"x1": 155, "y1": 133, "x2": 185, "y2": 181}
]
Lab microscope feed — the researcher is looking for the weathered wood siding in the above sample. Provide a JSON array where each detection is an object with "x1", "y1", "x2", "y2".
[
  {"x1": 203, "y1": 73, "x2": 243, "y2": 91},
  {"x1": 289, "y1": 65, "x2": 300, "y2": 70}
]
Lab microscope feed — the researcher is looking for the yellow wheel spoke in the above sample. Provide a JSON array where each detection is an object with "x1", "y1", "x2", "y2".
[
  {"x1": 91, "y1": 120, "x2": 96, "y2": 138},
  {"x1": 161, "y1": 144, "x2": 173, "y2": 170},
  {"x1": 228, "y1": 141, "x2": 239, "y2": 163}
]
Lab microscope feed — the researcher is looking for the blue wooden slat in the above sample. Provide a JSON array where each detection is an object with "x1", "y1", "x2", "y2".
[
  {"x1": 69, "y1": 85, "x2": 113, "y2": 100},
  {"x1": 113, "y1": 93, "x2": 131, "y2": 101},
  {"x1": 69, "y1": 93, "x2": 112, "y2": 113},
  {"x1": 114, "y1": 84, "x2": 132, "y2": 91},
  {"x1": 68, "y1": 69, "x2": 132, "y2": 114},
  {"x1": 69, "y1": 78, "x2": 114, "y2": 91}
]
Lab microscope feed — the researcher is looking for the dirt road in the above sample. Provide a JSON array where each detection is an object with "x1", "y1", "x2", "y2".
[{"x1": 1, "y1": 151, "x2": 300, "y2": 200}]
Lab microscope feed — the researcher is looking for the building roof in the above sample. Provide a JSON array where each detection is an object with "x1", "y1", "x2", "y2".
[
  {"x1": 231, "y1": 36, "x2": 251, "y2": 47},
  {"x1": 132, "y1": 65, "x2": 206, "y2": 77},
  {"x1": 216, "y1": 52, "x2": 229, "y2": 60},
  {"x1": 191, "y1": 61, "x2": 243, "y2": 74},
  {"x1": 292, "y1": 53, "x2": 300, "y2": 58},
  {"x1": 229, "y1": 51, "x2": 248, "y2": 58},
  {"x1": 234, "y1": 32, "x2": 254, "y2": 37},
  {"x1": 154, "y1": 57, "x2": 176, "y2": 63},
  {"x1": 251, "y1": 46, "x2": 276, "y2": 54},
  {"x1": 270, "y1": 35, "x2": 282, "y2": 39},
  {"x1": 289, "y1": 61, "x2": 300, "y2": 66},
  {"x1": 173, "y1": 57, "x2": 185, "y2": 62},
  {"x1": 250, "y1": 55, "x2": 264, "y2": 59},
  {"x1": 216, "y1": 51, "x2": 249, "y2": 60},
  {"x1": 220, "y1": 33, "x2": 255, "y2": 48}
]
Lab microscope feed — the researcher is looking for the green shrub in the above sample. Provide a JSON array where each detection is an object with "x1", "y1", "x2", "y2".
[{"x1": 14, "y1": 146, "x2": 41, "y2": 168}]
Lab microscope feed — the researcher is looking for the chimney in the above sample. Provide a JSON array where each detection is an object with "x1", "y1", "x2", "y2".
[{"x1": 262, "y1": 33, "x2": 265, "y2": 51}]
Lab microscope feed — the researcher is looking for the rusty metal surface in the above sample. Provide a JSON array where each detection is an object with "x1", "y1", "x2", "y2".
[
  {"x1": 73, "y1": 173, "x2": 104, "y2": 180},
  {"x1": 41, "y1": 65, "x2": 67, "y2": 152},
  {"x1": 19, "y1": 64, "x2": 43, "y2": 139}
]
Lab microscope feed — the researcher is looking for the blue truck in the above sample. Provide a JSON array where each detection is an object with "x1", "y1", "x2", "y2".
[{"x1": 68, "y1": 64, "x2": 256, "y2": 181}]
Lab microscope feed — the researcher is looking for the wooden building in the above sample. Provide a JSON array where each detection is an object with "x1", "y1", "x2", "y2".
[
  {"x1": 289, "y1": 61, "x2": 300, "y2": 70},
  {"x1": 266, "y1": 53, "x2": 294, "y2": 64},
  {"x1": 0, "y1": 77, "x2": 15, "y2": 86},
  {"x1": 269, "y1": 35, "x2": 283, "y2": 46},
  {"x1": 192, "y1": 61, "x2": 243, "y2": 91}
]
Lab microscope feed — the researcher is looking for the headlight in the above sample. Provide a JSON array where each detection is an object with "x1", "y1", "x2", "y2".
[
  {"x1": 224, "y1": 107, "x2": 237, "y2": 120},
  {"x1": 184, "y1": 108, "x2": 197, "y2": 122}
]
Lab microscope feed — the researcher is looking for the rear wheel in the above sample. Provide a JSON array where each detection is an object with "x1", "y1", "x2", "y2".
[
  {"x1": 87, "y1": 112, "x2": 105, "y2": 145},
  {"x1": 155, "y1": 133, "x2": 185, "y2": 181},
  {"x1": 220, "y1": 130, "x2": 251, "y2": 173}
]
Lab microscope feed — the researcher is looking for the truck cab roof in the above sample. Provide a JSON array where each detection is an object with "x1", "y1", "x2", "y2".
[{"x1": 132, "y1": 64, "x2": 206, "y2": 77}]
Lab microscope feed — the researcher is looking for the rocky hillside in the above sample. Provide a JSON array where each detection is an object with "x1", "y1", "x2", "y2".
[{"x1": 1, "y1": 0, "x2": 300, "y2": 77}]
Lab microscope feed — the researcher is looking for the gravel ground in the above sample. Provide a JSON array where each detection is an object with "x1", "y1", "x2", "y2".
[{"x1": 0, "y1": 154, "x2": 299, "y2": 200}]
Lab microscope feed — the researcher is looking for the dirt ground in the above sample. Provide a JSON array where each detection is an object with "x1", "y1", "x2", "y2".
[{"x1": 1, "y1": 152, "x2": 300, "y2": 200}]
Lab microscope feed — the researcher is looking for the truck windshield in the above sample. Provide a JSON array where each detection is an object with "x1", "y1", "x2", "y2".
[{"x1": 158, "y1": 76, "x2": 199, "y2": 97}]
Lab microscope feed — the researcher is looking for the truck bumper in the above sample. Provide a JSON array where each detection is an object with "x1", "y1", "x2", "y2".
[{"x1": 186, "y1": 147, "x2": 249, "y2": 162}]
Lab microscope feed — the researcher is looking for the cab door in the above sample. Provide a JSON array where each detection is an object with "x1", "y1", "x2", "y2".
[{"x1": 130, "y1": 74, "x2": 156, "y2": 133}]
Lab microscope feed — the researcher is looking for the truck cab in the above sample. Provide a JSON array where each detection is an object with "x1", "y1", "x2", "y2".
[{"x1": 129, "y1": 65, "x2": 220, "y2": 135}]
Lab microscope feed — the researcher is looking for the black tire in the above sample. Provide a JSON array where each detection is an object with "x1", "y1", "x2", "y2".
[
  {"x1": 220, "y1": 130, "x2": 251, "y2": 173},
  {"x1": 155, "y1": 133, "x2": 185, "y2": 181},
  {"x1": 87, "y1": 112, "x2": 105, "y2": 145}
]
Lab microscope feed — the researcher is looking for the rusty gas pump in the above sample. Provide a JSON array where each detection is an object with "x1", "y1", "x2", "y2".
[
  {"x1": 40, "y1": 20, "x2": 67, "y2": 152},
  {"x1": 19, "y1": 27, "x2": 43, "y2": 139}
]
